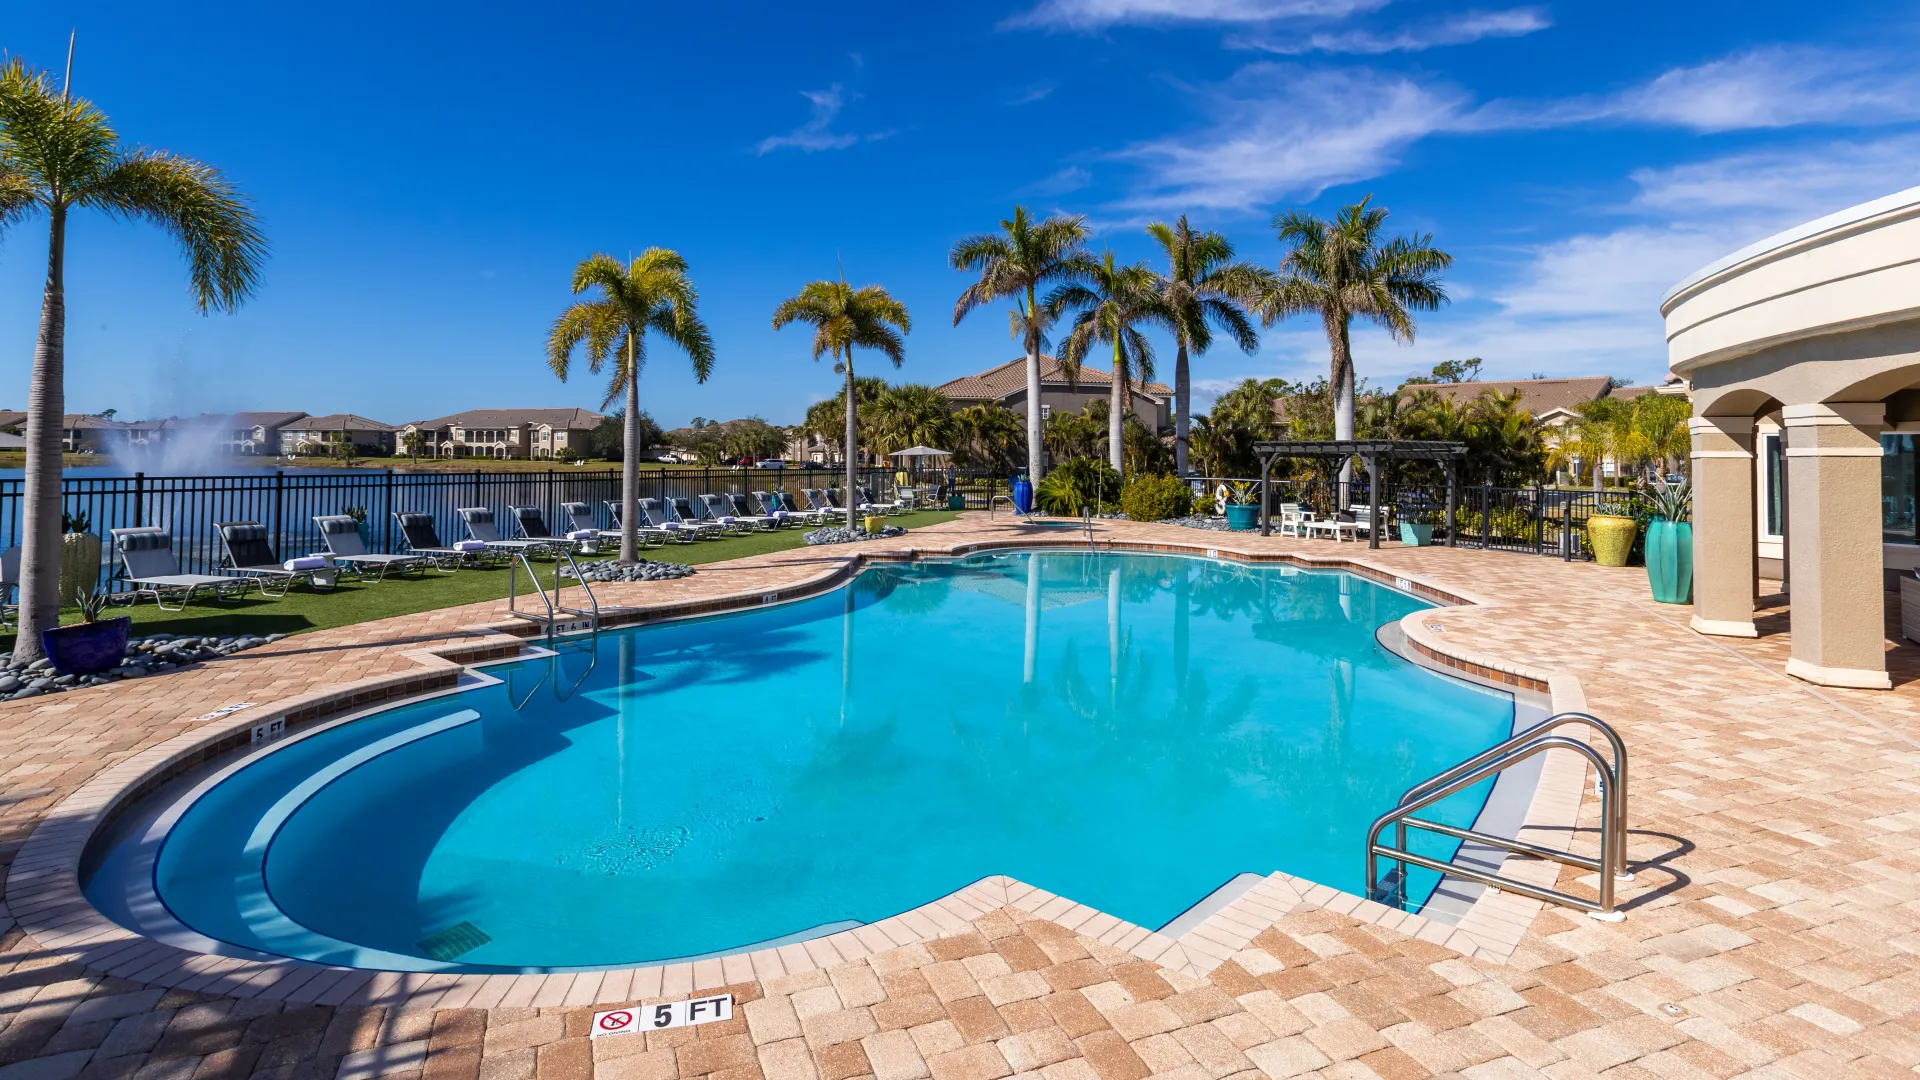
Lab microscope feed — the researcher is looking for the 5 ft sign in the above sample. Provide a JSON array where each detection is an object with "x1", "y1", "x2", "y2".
[{"x1": 593, "y1": 995, "x2": 734, "y2": 1038}]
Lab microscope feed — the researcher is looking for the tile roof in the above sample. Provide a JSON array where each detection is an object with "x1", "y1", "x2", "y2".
[
  {"x1": 1405, "y1": 376, "x2": 1614, "y2": 418},
  {"x1": 935, "y1": 356, "x2": 1171, "y2": 402},
  {"x1": 288, "y1": 413, "x2": 395, "y2": 431},
  {"x1": 407, "y1": 408, "x2": 605, "y2": 430},
  {"x1": 60, "y1": 414, "x2": 130, "y2": 429}
]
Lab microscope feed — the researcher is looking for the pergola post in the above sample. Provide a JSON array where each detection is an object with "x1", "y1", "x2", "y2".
[
  {"x1": 1366, "y1": 450, "x2": 1381, "y2": 550},
  {"x1": 1444, "y1": 459, "x2": 1458, "y2": 549},
  {"x1": 1259, "y1": 452, "x2": 1274, "y2": 536}
]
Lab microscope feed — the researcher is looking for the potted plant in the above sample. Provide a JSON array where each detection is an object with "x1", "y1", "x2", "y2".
[
  {"x1": 57, "y1": 510, "x2": 101, "y2": 604},
  {"x1": 1586, "y1": 498, "x2": 1639, "y2": 568},
  {"x1": 1644, "y1": 481, "x2": 1692, "y2": 603},
  {"x1": 1224, "y1": 481, "x2": 1261, "y2": 531},
  {"x1": 864, "y1": 514, "x2": 886, "y2": 534},
  {"x1": 41, "y1": 589, "x2": 132, "y2": 677},
  {"x1": 1398, "y1": 502, "x2": 1436, "y2": 547}
]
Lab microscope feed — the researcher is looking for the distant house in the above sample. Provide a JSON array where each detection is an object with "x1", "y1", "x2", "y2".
[
  {"x1": 1394, "y1": 375, "x2": 1690, "y2": 480},
  {"x1": 935, "y1": 357, "x2": 1173, "y2": 432},
  {"x1": 59, "y1": 414, "x2": 131, "y2": 453},
  {"x1": 0, "y1": 410, "x2": 25, "y2": 433},
  {"x1": 401, "y1": 408, "x2": 605, "y2": 460},
  {"x1": 164, "y1": 411, "x2": 310, "y2": 455},
  {"x1": 279, "y1": 414, "x2": 396, "y2": 456}
]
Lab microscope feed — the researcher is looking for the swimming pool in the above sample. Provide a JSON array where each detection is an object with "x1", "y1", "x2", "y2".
[{"x1": 97, "y1": 551, "x2": 1514, "y2": 972}]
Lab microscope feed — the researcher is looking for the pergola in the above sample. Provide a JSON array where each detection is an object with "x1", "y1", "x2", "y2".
[{"x1": 1253, "y1": 439, "x2": 1470, "y2": 549}]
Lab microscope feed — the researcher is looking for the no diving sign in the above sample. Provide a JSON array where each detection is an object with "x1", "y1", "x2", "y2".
[{"x1": 593, "y1": 994, "x2": 733, "y2": 1038}]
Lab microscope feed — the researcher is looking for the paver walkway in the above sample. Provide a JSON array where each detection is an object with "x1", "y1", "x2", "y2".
[{"x1": 4, "y1": 516, "x2": 1920, "y2": 1080}]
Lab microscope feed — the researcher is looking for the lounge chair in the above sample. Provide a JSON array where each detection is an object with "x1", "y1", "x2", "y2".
[
  {"x1": 700, "y1": 493, "x2": 772, "y2": 532},
  {"x1": 393, "y1": 512, "x2": 488, "y2": 569},
  {"x1": 855, "y1": 486, "x2": 902, "y2": 516},
  {"x1": 508, "y1": 506, "x2": 576, "y2": 554},
  {"x1": 670, "y1": 497, "x2": 734, "y2": 538},
  {"x1": 314, "y1": 515, "x2": 426, "y2": 582},
  {"x1": 725, "y1": 492, "x2": 786, "y2": 530},
  {"x1": 751, "y1": 490, "x2": 812, "y2": 526},
  {"x1": 806, "y1": 488, "x2": 848, "y2": 519},
  {"x1": 564, "y1": 501, "x2": 666, "y2": 550},
  {"x1": 457, "y1": 507, "x2": 557, "y2": 557},
  {"x1": 213, "y1": 521, "x2": 337, "y2": 597},
  {"x1": 110, "y1": 527, "x2": 251, "y2": 610},
  {"x1": 638, "y1": 498, "x2": 720, "y2": 541}
]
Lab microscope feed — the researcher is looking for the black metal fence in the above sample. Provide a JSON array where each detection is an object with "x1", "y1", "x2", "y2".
[
  {"x1": 6, "y1": 464, "x2": 1656, "y2": 595},
  {"x1": 1237, "y1": 477, "x2": 1652, "y2": 561},
  {"x1": 4, "y1": 465, "x2": 997, "y2": 592}
]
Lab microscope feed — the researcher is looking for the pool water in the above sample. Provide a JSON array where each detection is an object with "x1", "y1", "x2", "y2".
[{"x1": 131, "y1": 551, "x2": 1512, "y2": 971}]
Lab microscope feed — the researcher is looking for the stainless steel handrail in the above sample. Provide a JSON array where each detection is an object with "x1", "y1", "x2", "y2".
[
  {"x1": 1367, "y1": 715, "x2": 1630, "y2": 922},
  {"x1": 1399, "y1": 711, "x2": 1628, "y2": 879},
  {"x1": 507, "y1": 549, "x2": 601, "y2": 638}
]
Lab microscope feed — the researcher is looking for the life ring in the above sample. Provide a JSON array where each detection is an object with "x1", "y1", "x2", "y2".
[{"x1": 1214, "y1": 484, "x2": 1229, "y2": 516}]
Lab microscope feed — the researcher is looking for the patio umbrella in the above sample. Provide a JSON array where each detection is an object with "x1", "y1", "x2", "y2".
[{"x1": 889, "y1": 446, "x2": 952, "y2": 488}]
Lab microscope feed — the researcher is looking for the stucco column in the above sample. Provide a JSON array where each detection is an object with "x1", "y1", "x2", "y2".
[
  {"x1": 1782, "y1": 402, "x2": 1890, "y2": 689},
  {"x1": 1689, "y1": 414, "x2": 1758, "y2": 637}
]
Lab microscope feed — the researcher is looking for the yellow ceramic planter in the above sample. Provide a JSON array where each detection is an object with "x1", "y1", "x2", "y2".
[
  {"x1": 1587, "y1": 514, "x2": 1637, "y2": 567},
  {"x1": 864, "y1": 515, "x2": 886, "y2": 534}
]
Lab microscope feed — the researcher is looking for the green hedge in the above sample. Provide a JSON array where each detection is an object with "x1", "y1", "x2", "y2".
[{"x1": 1119, "y1": 474, "x2": 1192, "y2": 521}]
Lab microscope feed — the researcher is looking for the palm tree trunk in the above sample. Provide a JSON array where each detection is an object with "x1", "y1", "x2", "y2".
[
  {"x1": 16, "y1": 207, "x2": 68, "y2": 666},
  {"x1": 620, "y1": 336, "x2": 640, "y2": 563},
  {"x1": 1108, "y1": 334, "x2": 1125, "y2": 478},
  {"x1": 1174, "y1": 340, "x2": 1191, "y2": 477},
  {"x1": 1330, "y1": 314, "x2": 1355, "y2": 506},
  {"x1": 844, "y1": 351, "x2": 859, "y2": 530},
  {"x1": 1024, "y1": 290, "x2": 1044, "y2": 484}
]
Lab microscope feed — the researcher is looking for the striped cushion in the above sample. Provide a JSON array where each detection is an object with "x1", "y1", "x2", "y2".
[
  {"x1": 118, "y1": 529, "x2": 171, "y2": 552},
  {"x1": 316, "y1": 515, "x2": 360, "y2": 535}
]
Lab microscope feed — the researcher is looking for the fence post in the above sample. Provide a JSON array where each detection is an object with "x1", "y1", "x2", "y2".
[
  {"x1": 384, "y1": 469, "x2": 396, "y2": 553},
  {"x1": 1534, "y1": 484, "x2": 1544, "y2": 555},
  {"x1": 1562, "y1": 489, "x2": 1574, "y2": 562},
  {"x1": 133, "y1": 471, "x2": 145, "y2": 528},
  {"x1": 1479, "y1": 483, "x2": 1491, "y2": 550},
  {"x1": 272, "y1": 470, "x2": 286, "y2": 556}
]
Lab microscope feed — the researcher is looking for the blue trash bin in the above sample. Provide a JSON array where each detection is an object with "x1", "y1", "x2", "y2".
[{"x1": 1011, "y1": 476, "x2": 1033, "y2": 515}]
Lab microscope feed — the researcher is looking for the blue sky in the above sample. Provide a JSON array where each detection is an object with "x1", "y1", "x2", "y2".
[{"x1": 3, "y1": 1, "x2": 1917, "y2": 428}]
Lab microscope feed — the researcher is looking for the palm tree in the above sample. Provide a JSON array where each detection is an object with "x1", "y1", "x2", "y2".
[
  {"x1": 0, "y1": 59, "x2": 266, "y2": 663},
  {"x1": 401, "y1": 428, "x2": 430, "y2": 463},
  {"x1": 867, "y1": 384, "x2": 953, "y2": 457},
  {"x1": 1260, "y1": 196, "x2": 1451, "y2": 500},
  {"x1": 950, "y1": 403, "x2": 1026, "y2": 473},
  {"x1": 548, "y1": 250, "x2": 714, "y2": 562},
  {"x1": 950, "y1": 207, "x2": 1096, "y2": 484},
  {"x1": 1145, "y1": 216, "x2": 1267, "y2": 476},
  {"x1": 773, "y1": 279, "x2": 911, "y2": 527},
  {"x1": 1046, "y1": 252, "x2": 1164, "y2": 478}
]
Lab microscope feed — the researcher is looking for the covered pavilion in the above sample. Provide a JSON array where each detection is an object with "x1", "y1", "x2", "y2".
[{"x1": 1253, "y1": 439, "x2": 1468, "y2": 549}]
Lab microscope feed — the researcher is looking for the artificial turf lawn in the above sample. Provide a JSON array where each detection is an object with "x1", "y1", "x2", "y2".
[{"x1": 4, "y1": 510, "x2": 961, "y2": 647}]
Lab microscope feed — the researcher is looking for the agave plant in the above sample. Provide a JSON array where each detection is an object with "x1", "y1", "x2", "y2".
[{"x1": 1645, "y1": 480, "x2": 1691, "y2": 522}]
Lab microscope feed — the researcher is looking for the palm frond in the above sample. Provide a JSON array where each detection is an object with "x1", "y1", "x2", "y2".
[{"x1": 79, "y1": 149, "x2": 267, "y2": 312}]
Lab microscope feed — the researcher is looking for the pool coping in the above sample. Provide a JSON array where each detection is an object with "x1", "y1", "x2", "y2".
[{"x1": 6, "y1": 531, "x2": 1596, "y2": 1008}]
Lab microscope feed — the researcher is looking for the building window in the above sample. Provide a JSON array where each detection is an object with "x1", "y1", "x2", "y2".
[
  {"x1": 1764, "y1": 434, "x2": 1784, "y2": 538},
  {"x1": 1884, "y1": 433, "x2": 1917, "y2": 545}
]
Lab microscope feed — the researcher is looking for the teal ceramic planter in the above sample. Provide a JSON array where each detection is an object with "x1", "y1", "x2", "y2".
[
  {"x1": 1645, "y1": 518, "x2": 1693, "y2": 604},
  {"x1": 1399, "y1": 522, "x2": 1434, "y2": 547},
  {"x1": 1225, "y1": 504, "x2": 1260, "y2": 531}
]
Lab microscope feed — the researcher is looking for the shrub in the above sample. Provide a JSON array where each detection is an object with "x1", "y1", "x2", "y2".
[
  {"x1": 1035, "y1": 458, "x2": 1121, "y2": 516},
  {"x1": 1120, "y1": 474, "x2": 1192, "y2": 521}
]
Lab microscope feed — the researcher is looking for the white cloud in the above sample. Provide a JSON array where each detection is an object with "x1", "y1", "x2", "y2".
[
  {"x1": 1007, "y1": 82, "x2": 1056, "y2": 105},
  {"x1": 1629, "y1": 135, "x2": 1920, "y2": 215},
  {"x1": 1475, "y1": 47, "x2": 1920, "y2": 134},
  {"x1": 1231, "y1": 6, "x2": 1548, "y2": 55},
  {"x1": 1021, "y1": 166, "x2": 1093, "y2": 197},
  {"x1": 1114, "y1": 64, "x2": 1469, "y2": 211},
  {"x1": 756, "y1": 85, "x2": 891, "y2": 154},
  {"x1": 1003, "y1": 0, "x2": 1385, "y2": 31}
]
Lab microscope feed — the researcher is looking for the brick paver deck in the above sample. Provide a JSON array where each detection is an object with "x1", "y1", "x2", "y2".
[{"x1": 4, "y1": 516, "x2": 1919, "y2": 1080}]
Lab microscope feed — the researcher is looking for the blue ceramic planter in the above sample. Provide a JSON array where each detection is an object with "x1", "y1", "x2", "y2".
[
  {"x1": 42, "y1": 615, "x2": 132, "y2": 676},
  {"x1": 1645, "y1": 518, "x2": 1693, "y2": 604},
  {"x1": 1400, "y1": 522, "x2": 1434, "y2": 547},
  {"x1": 1225, "y1": 504, "x2": 1260, "y2": 531}
]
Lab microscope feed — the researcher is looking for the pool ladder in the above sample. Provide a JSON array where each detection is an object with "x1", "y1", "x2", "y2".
[
  {"x1": 506, "y1": 547, "x2": 601, "y2": 639},
  {"x1": 1366, "y1": 711, "x2": 1630, "y2": 921}
]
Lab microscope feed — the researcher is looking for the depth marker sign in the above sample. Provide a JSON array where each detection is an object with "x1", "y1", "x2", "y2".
[{"x1": 593, "y1": 994, "x2": 733, "y2": 1038}]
